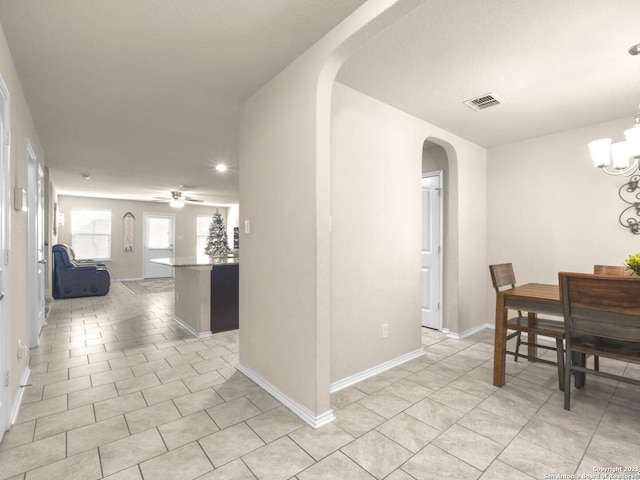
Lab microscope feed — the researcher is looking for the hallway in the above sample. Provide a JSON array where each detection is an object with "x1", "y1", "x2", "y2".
[{"x1": 0, "y1": 283, "x2": 639, "y2": 479}]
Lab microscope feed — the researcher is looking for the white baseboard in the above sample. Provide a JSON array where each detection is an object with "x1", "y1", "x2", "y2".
[
  {"x1": 10, "y1": 366, "x2": 30, "y2": 425},
  {"x1": 236, "y1": 362, "x2": 335, "y2": 429},
  {"x1": 115, "y1": 277, "x2": 144, "y2": 282},
  {"x1": 445, "y1": 323, "x2": 492, "y2": 340},
  {"x1": 330, "y1": 348, "x2": 425, "y2": 393},
  {"x1": 172, "y1": 316, "x2": 212, "y2": 339}
]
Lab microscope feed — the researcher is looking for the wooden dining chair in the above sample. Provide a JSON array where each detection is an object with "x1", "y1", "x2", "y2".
[
  {"x1": 489, "y1": 263, "x2": 565, "y2": 389},
  {"x1": 559, "y1": 272, "x2": 640, "y2": 410},
  {"x1": 590, "y1": 265, "x2": 633, "y2": 370},
  {"x1": 593, "y1": 264, "x2": 634, "y2": 276}
]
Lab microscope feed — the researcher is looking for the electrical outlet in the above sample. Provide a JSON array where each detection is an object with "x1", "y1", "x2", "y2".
[{"x1": 382, "y1": 323, "x2": 389, "y2": 338}]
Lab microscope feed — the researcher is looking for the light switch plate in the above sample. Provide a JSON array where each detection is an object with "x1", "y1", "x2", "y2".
[{"x1": 14, "y1": 187, "x2": 27, "y2": 212}]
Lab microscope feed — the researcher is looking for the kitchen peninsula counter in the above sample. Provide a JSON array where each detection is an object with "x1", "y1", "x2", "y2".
[{"x1": 151, "y1": 255, "x2": 239, "y2": 337}]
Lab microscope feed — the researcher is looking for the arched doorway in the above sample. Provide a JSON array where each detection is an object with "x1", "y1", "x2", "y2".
[
  {"x1": 421, "y1": 139, "x2": 459, "y2": 334},
  {"x1": 422, "y1": 141, "x2": 446, "y2": 330}
]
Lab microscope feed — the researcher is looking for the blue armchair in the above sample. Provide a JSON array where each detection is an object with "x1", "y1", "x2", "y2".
[{"x1": 52, "y1": 244, "x2": 110, "y2": 299}]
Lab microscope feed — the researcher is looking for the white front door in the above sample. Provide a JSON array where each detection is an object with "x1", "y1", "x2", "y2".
[
  {"x1": 143, "y1": 213, "x2": 175, "y2": 278},
  {"x1": 0, "y1": 77, "x2": 10, "y2": 442},
  {"x1": 421, "y1": 172, "x2": 443, "y2": 329},
  {"x1": 28, "y1": 148, "x2": 45, "y2": 348}
]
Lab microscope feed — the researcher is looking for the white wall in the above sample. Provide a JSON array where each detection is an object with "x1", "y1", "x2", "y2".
[
  {"x1": 240, "y1": 59, "x2": 489, "y2": 423},
  {"x1": 330, "y1": 83, "x2": 423, "y2": 382},
  {"x1": 239, "y1": 0, "x2": 433, "y2": 422},
  {"x1": 329, "y1": 82, "x2": 489, "y2": 379},
  {"x1": 456, "y1": 138, "x2": 488, "y2": 333},
  {"x1": 57, "y1": 195, "x2": 229, "y2": 280},
  {"x1": 486, "y1": 118, "x2": 638, "y2": 322},
  {"x1": 239, "y1": 55, "x2": 325, "y2": 417},
  {"x1": 0, "y1": 20, "x2": 46, "y2": 420},
  {"x1": 423, "y1": 143, "x2": 448, "y2": 171}
]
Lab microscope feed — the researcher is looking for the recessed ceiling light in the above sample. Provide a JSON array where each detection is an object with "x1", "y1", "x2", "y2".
[
  {"x1": 215, "y1": 164, "x2": 228, "y2": 173},
  {"x1": 81, "y1": 173, "x2": 91, "y2": 180}
]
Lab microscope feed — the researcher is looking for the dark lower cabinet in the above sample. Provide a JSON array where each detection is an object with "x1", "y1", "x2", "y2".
[{"x1": 210, "y1": 264, "x2": 239, "y2": 334}]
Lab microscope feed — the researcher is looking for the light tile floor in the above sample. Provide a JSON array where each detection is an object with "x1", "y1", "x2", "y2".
[{"x1": 1, "y1": 282, "x2": 640, "y2": 479}]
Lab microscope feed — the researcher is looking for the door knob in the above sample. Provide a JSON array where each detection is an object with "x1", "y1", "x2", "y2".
[{"x1": 0, "y1": 291, "x2": 4, "y2": 301}]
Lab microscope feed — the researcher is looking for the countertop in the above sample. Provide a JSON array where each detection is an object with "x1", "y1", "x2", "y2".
[{"x1": 151, "y1": 254, "x2": 239, "y2": 267}]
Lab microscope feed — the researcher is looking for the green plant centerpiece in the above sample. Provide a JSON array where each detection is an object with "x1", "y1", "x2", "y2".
[{"x1": 625, "y1": 253, "x2": 640, "y2": 275}]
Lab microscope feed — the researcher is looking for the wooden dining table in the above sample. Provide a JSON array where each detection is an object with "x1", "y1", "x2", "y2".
[{"x1": 493, "y1": 282, "x2": 562, "y2": 387}]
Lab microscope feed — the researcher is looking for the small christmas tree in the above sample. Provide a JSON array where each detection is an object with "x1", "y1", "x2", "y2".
[{"x1": 204, "y1": 210, "x2": 230, "y2": 257}]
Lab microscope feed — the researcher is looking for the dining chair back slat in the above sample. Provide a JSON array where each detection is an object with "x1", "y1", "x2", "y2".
[
  {"x1": 490, "y1": 263, "x2": 516, "y2": 290},
  {"x1": 593, "y1": 265, "x2": 634, "y2": 276},
  {"x1": 559, "y1": 272, "x2": 640, "y2": 410}
]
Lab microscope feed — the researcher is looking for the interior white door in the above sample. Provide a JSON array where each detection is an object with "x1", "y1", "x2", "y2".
[
  {"x1": 421, "y1": 173, "x2": 443, "y2": 329},
  {"x1": 28, "y1": 152, "x2": 45, "y2": 348},
  {"x1": 143, "y1": 213, "x2": 175, "y2": 278},
  {"x1": 36, "y1": 164, "x2": 45, "y2": 334}
]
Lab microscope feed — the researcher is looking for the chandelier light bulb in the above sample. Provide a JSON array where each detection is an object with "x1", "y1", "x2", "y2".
[
  {"x1": 588, "y1": 138, "x2": 612, "y2": 168},
  {"x1": 624, "y1": 125, "x2": 640, "y2": 157},
  {"x1": 611, "y1": 142, "x2": 631, "y2": 170}
]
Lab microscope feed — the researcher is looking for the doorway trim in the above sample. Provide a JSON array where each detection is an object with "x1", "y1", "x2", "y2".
[
  {"x1": 142, "y1": 212, "x2": 175, "y2": 279},
  {"x1": 422, "y1": 170, "x2": 444, "y2": 331},
  {"x1": 0, "y1": 73, "x2": 11, "y2": 442},
  {"x1": 27, "y1": 141, "x2": 45, "y2": 348}
]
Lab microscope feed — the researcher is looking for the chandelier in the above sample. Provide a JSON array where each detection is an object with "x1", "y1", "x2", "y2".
[{"x1": 588, "y1": 43, "x2": 640, "y2": 176}]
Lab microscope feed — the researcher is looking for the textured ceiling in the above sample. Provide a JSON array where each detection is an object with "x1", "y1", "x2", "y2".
[
  {"x1": 0, "y1": 0, "x2": 367, "y2": 204},
  {"x1": 1, "y1": 0, "x2": 639, "y2": 205},
  {"x1": 338, "y1": 0, "x2": 640, "y2": 147}
]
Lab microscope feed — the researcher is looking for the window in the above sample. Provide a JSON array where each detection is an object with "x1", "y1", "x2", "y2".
[
  {"x1": 196, "y1": 215, "x2": 212, "y2": 256},
  {"x1": 71, "y1": 209, "x2": 112, "y2": 260}
]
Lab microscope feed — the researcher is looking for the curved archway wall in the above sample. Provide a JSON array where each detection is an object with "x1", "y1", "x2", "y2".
[{"x1": 239, "y1": 0, "x2": 488, "y2": 426}]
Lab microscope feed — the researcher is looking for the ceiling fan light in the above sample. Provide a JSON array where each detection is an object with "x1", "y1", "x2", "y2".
[
  {"x1": 588, "y1": 138, "x2": 612, "y2": 168},
  {"x1": 611, "y1": 141, "x2": 631, "y2": 169},
  {"x1": 169, "y1": 199, "x2": 184, "y2": 208}
]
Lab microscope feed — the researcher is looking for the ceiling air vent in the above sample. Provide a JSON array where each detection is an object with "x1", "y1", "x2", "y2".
[{"x1": 463, "y1": 92, "x2": 504, "y2": 111}]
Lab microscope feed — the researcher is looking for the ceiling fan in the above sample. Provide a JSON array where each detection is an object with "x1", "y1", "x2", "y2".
[{"x1": 153, "y1": 191, "x2": 203, "y2": 208}]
